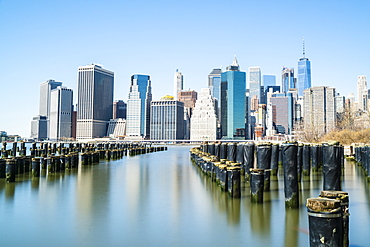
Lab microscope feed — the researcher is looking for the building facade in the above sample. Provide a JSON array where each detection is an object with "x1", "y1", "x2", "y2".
[
  {"x1": 221, "y1": 57, "x2": 246, "y2": 139},
  {"x1": 76, "y1": 64, "x2": 114, "y2": 139},
  {"x1": 303, "y1": 86, "x2": 336, "y2": 134},
  {"x1": 49, "y1": 86, "x2": 73, "y2": 141},
  {"x1": 208, "y1": 68, "x2": 222, "y2": 106},
  {"x1": 113, "y1": 100, "x2": 127, "y2": 119},
  {"x1": 150, "y1": 100, "x2": 184, "y2": 140},
  {"x1": 249, "y1": 67, "x2": 262, "y2": 103},
  {"x1": 270, "y1": 92, "x2": 294, "y2": 135},
  {"x1": 357, "y1": 75, "x2": 367, "y2": 111},
  {"x1": 282, "y1": 67, "x2": 295, "y2": 93},
  {"x1": 126, "y1": 74, "x2": 152, "y2": 139},
  {"x1": 173, "y1": 70, "x2": 183, "y2": 100},
  {"x1": 30, "y1": 115, "x2": 48, "y2": 141},
  {"x1": 190, "y1": 88, "x2": 217, "y2": 140},
  {"x1": 107, "y1": 118, "x2": 126, "y2": 138},
  {"x1": 297, "y1": 57, "x2": 311, "y2": 97}
]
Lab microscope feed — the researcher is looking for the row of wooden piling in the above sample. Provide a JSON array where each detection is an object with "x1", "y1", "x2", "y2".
[
  {"x1": 0, "y1": 142, "x2": 167, "y2": 183},
  {"x1": 191, "y1": 141, "x2": 345, "y2": 205},
  {"x1": 353, "y1": 146, "x2": 370, "y2": 181}
]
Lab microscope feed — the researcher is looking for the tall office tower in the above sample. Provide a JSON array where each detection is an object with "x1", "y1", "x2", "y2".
[
  {"x1": 39, "y1": 79, "x2": 63, "y2": 117},
  {"x1": 126, "y1": 74, "x2": 152, "y2": 139},
  {"x1": 113, "y1": 100, "x2": 127, "y2": 119},
  {"x1": 76, "y1": 64, "x2": 114, "y2": 139},
  {"x1": 263, "y1": 75, "x2": 276, "y2": 87},
  {"x1": 173, "y1": 70, "x2": 183, "y2": 100},
  {"x1": 221, "y1": 56, "x2": 246, "y2": 139},
  {"x1": 357, "y1": 75, "x2": 368, "y2": 111},
  {"x1": 282, "y1": 67, "x2": 295, "y2": 93},
  {"x1": 297, "y1": 40, "x2": 311, "y2": 97},
  {"x1": 347, "y1": 93, "x2": 356, "y2": 112},
  {"x1": 208, "y1": 68, "x2": 222, "y2": 104},
  {"x1": 249, "y1": 67, "x2": 262, "y2": 103},
  {"x1": 254, "y1": 104, "x2": 267, "y2": 139},
  {"x1": 190, "y1": 88, "x2": 217, "y2": 140},
  {"x1": 270, "y1": 92, "x2": 294, "y2": 135},
  {"x1": 30, "y1": 115, "x2": 48, "y2": 141},
  {"x1": 38, "y1": 79, "x2": 63, "y2": 138},
  {"x1": 150, "y1": 99, "x2": 184, "y2": 140},
  {"x1": 303, "y1": 86, "x2": 336, "y2": 134},
  {"x1": 335, "y1": 94, "x2": 345, "y2": 113},
  {"x1": 49, "y1": 86, "x2": 73, "y2": 141}
]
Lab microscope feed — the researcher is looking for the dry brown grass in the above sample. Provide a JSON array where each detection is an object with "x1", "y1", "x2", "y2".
[{"x1": 319, "y1": 128, "x2": 370, "y2": 145}]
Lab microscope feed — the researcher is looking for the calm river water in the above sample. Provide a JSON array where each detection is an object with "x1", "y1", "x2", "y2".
[{"x1": 0, "y1": 145, "x2": 369, "y2": 246}]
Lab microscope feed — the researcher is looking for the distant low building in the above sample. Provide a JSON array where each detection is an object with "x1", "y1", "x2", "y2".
[
  {"x1": 30, "y1": 115, "x2": 48, "y2": 141},
  {"x1": 107, "y1": 118, "x2": 126, "y2": 139}
]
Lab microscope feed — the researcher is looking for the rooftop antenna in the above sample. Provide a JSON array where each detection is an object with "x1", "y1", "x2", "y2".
[{"x1": 303, "y1": 37, "x2": 306, "y2": 58}]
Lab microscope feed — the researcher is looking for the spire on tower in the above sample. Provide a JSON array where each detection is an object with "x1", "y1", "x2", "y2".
[
  {"x1": 303, "y1": 38, "x2": 305, "y2": 58},
  {"x1": 232, "y1": 55, "x2": 239, "y2": 66}
]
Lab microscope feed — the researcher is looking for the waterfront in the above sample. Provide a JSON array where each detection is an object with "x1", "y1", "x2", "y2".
[{"x1": 0, "y1": 145, "x2": 369, "y2": 246}]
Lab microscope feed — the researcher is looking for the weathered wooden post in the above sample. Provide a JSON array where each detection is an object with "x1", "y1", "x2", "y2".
[
  {"x1": 270, "y1": 143, "x2": 279, "y2": 176},
  {"x1": 250, "y1": 168, "x2": 264, "y2": 203},
  {"x1": 282, "y1": 142, "x2": 299, "y2": 208},
  {"x1": 320, "y1": 191, "x2": 349, "y2": 247},
  {"x1": 227, "y1": 165, "x2": 241, "y2": 198},
  {"x1": 244, "y1": 142, "x2": 255, "y2": 181},
  {"x1": 306, "y1": 197, "x2": 343, "y2": 247},
  {"x1": 322, "y1": 142, "x2": 341, "y2": 191},
  {"x1": 5, "y1": 159, "x2": 16, "y2": 182},
  {"x1": 302, "y1": 144, "x2": 311, "y2": 176},
  {"x1": 0, "y1": 159, "x2": 6, "y2": 178},
  {"x1": 31, "y1": 158, "x2": 41, "y2": 177}
]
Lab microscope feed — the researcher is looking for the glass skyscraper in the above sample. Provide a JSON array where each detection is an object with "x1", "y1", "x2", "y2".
[
  {"x1": 76, "y1": 64, "x2": 114, "y2": 139},
  {"x1": 249, "y1": 67, "x2": 262, "y2": 102},
  {"x1": 126, "y1": 74, "x2": 152, "y2": 139},
  {"x1": 297, "y1": 58, "x2": 311, "y2": 97},
  {"x1": 208, "y1": 68, "x2": 222, "y2": 105},
  {"x1": 221, "y1": 57, "x2": 246, "y2": 139},
  {"x1": 282, "y1": 67, "x2": 295, "y2": 93}
]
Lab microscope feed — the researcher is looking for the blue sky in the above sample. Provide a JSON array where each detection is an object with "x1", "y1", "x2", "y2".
[{"x1": 1, "y1": 0, "x2": 369, "y2": 137}]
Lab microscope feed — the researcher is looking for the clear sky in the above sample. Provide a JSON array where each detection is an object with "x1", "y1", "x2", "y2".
[{"x1": 1, "y1": 0, "x2": 370, "y2": 137}]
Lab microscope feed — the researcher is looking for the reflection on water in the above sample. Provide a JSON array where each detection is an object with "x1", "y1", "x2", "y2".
[{"x1": 0, "y1": 146, "x2": 368, "y2": 246}]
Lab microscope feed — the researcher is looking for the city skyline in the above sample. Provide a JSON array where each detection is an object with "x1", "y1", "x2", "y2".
[{"x1": 1, "y1": 0, "x2": 370, "y2": 137}]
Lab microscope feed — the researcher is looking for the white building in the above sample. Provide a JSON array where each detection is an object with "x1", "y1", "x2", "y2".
[
  {"x1": 107, "y1": 118, "x2": 126, "y2": 139},
  {"x1": 357, "y1": 75, "x2": 367, "y2": 111},
  {"x1": 49, "y1": 86, "x2": 73, "y2": 141},
  {"x1": 190, "y1": 88, "x2": 217, "y2": 140}
]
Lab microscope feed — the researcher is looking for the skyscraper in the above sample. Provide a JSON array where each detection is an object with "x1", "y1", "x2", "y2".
[
  {"x1": 282, "y1": 67, "x2": 295, "y2": 93},
  {"x1": 221, "y1": 56, "x2": 246, "y2": 139},
  {"x1": 39, "y1": 79, "x2": 62, "y2": 117},
  {"x1": 270, "y1": 92, "x2": 294, "y2": 135},
  {"x1": 49, "y1": 86, "x2": 73, "y2": 141},
  {"x1": 190, "y1": 88, "x2": 217, "y2": 140},
  {"x1": 208, "y1": 68, "x2": 222, "y2": 105},
  {"x1": 30, "y1": 115, "x2": 48, "y2": 141},
  {"x1": 249, "y1": 67, "x2": 262, "y2": 103},
  {"x1": 150, "y1": 99, "x2": 184, "y2": 140},
  {"x1": 173, "y1": 70, "x2": 183, "y2": 100},
  {"x1": 38, "y1": 79, "x2": 62, "y2": 138},
  {"x1": 76, "y1": 64, "x2": 114, "y2": 139},
  {"x1": 297, "y1": 40, "x2": 311, "y2": 97},
  {"x1": 357, "y1": 75, "x2": 367, "y2": 111},
  {"x1": 126, "y1": 74, "x2": 152, "y2": 139},
  {"x1": 303, "y1": 86, "x2": 336, "y2": 134},
  {"x1": 113, "y1": 100, "x2": 127, "y2": 119}
]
